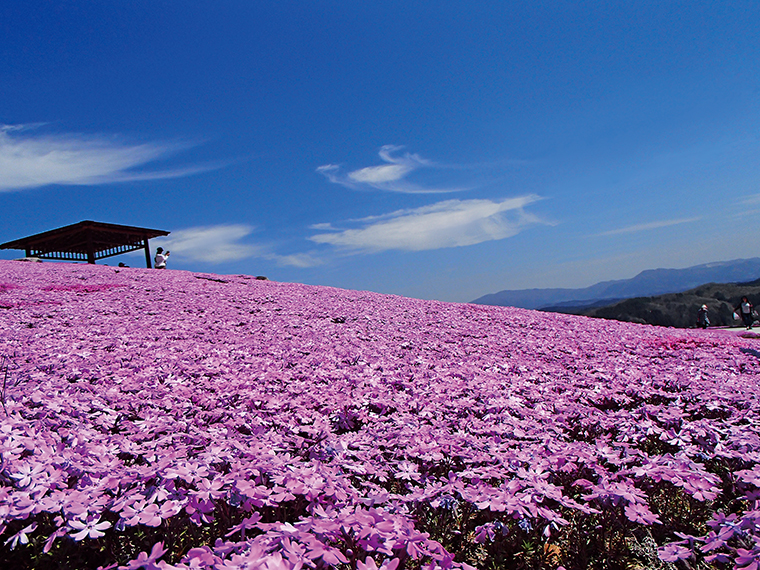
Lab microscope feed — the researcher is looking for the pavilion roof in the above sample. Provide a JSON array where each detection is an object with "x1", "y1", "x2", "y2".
[{"x1": 0, "y1": 221, "x2": 169, "y2": 264}]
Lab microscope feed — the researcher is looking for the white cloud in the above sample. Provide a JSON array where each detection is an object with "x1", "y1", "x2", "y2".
[
  {"x1": 317, "y1": 145, "x2": 465, "y2": 194},
  {"x1": 0, "y1": 124, "x2": 213, "y2": 192},
  {"x1": 598, "y1": 217, "x2": 701, "y2": 236},
  {"x1": 151, "y1": 224, "x2": 323, "y2": 268},
  {"x1": 347, "y1": 145, "x2": 426, "y2": 184},
  {"x1": 273, "y1": 253, "x2": 322, "y2": 268},
  {"x1": 309, "y1": 222, "x2": 335, "y2": 231},
  {"x1": 152, "y1": 225, "x2": 263, "y2": 263},
  {"x1": 310, "y1": 196, "x2": 544, "y2": 252}
]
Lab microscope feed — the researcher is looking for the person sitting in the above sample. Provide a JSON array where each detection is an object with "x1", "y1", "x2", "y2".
[{"x1": 154, "y1": 247, "x2": 170, "y2": 269}]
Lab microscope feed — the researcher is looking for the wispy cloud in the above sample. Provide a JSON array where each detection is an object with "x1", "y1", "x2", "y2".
[
  {"x1": 317, "y1": 145, "x2": 468, "y2": 194},
  {"x1": 597, "y1": 217, "x2": 701, "y2": 236},
  {"x1": 152, "y1": 224, "x2": 322, "y2": 268},
  {"x1": 739, "y1": 193, "x2": 760, "y2": 206},
  {"x1": 273, "y1": 253, "x2": 322, "y2": 268},
  {"x1": 152, "y1": 225, "x2": 264, "y2": 263},
  {"x1": 0, "y1": 124, "x2": 215, "y2": 192},
  {"x1": 309, "y1": 196, "x2": 545, "y2": 252}
]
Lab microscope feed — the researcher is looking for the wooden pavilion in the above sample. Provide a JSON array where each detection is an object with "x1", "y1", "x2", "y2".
[{"x1": 0, "y1": 221, "x2": 170, "y2": 268}]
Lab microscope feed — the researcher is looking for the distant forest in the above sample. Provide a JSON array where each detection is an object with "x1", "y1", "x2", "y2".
[{"x1": 546, "y1": 279, "x2": 760, "y2": 329}]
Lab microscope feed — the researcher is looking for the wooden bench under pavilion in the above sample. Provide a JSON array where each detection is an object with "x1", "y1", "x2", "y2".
[{"x1": 0, "y1": 221, "x2": 170, "y2": 269}]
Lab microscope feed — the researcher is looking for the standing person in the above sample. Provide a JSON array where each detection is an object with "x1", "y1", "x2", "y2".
[
  {"x1": 735, "y1": 296, "x2": 754, "y2": 330},
  {"x1": 697, "y1": 304, "x2": 710, "y2": 329},
  {"x1": 154, "y1": 247, "x2": 170, "y2": 269}
]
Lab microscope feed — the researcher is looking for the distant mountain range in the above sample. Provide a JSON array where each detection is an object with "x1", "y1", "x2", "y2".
[{"x1": 472, "y1": 258, "x2": 760, "y2": 309}]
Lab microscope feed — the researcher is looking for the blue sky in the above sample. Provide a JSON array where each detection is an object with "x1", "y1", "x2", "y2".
[{"x1": 1, "y1": 1, "x2": 759, "y2": 302}]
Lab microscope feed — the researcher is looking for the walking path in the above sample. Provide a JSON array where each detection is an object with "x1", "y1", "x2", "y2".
[{"x1": 710, "y1": 325, "x2": 760, "y2": 336}]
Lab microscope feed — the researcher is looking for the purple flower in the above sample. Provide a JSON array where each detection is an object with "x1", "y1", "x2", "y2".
[
  {"x1": 180, "y1": 547, "x2": 217, "y2": 568},
  {"x1": 357, "y1": 557, "x2": 401, "y2": 570},
  {"x1": 657, "y1": 543, "x2": 692, "y2": 562},
  {"x1": 4, "y1": 522, "x2": 37, "y2": 549},
  {"x1": 624, "y1": 502, "x2": 661, "y2": 525},
  {"x1": 306, "y1": 541, "x2": 348, "y2": 565},
  {"x1": 43, "y1": 528, "x2": 68, "y2": 553},
  {"x1": 736, "y1": 548, "x2": 760, "y2": 570},
  {"x1": 121, "y1": 541, "x2": 167, "y2": 570},
  {"x1": 69, "y1": 517, "x2": 111, "y2": 541},
  {"x1": 10, "y1": 462, "x2": 46, "y2": 489}
]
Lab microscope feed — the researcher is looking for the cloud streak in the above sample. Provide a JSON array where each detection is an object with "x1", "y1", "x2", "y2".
[
  {"x1": 309, "y1": 196, "x2": 545, "y2": 252},
  {"x1": 0, "y1": 124, "x2": 214, "y2": 192},
  {"x1": 152, "y1": 225, "x2": 264, "y2": 263},
  {"x1": 317, "y1": 145, "x2": 467, "y2": 194},
  {"x1": 739, "y1": 193, "x2": 760, "y2": 206},
  {"x1": 152, "y1": 224, "x2": 322, "y2": 268},
  {"x1": 598, "y1": 217, "x2": 701, "y2": 236}
]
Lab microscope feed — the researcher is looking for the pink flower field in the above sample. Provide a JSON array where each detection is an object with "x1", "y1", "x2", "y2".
[{"x1": 1, "y1": 260, "x2": 760, "y2": 570}]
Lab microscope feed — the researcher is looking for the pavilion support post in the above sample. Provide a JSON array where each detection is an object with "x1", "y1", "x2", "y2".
[
  {"x1": 144, "y1": 238, "x2": 152, "y2": 269},
  {"x1": 25, "y1": 248, "x2": 31, "y2": 258},
  {"x1": 86, "y1": 231, "x2": 96, "y2": 264}
]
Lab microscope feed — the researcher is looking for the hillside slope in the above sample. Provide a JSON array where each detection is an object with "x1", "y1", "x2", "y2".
[
  {"x1": 549, "y1": 281, "x2": 760, "y2": 328},
  {"x1": 1, "y1": 261, "x2": 760, "y2": 569}
]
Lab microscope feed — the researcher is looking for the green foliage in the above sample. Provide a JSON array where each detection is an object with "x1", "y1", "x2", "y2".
[{"x1": 575, "y1": 282, "x2": 760, "y2": 328}]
